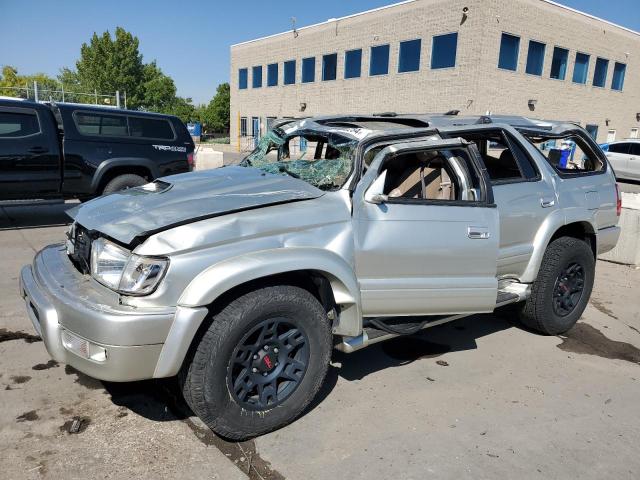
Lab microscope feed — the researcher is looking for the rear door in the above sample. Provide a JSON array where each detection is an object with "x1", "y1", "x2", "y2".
[
  {"x1": 605, "y1": 142, "x2": 631, "y2": 179},
  {"x1": 443, "y1": 125, "x2": 557, "y2": 279},
  {"x1": 628, "y1": 143, "x2": 640, "y2": 180},
  {"x1": 353, "y1": 139, "x2": 499, "y2": 317},
  {"x1": 0, "y1": 105, "x2": 60, "y2": 198}
]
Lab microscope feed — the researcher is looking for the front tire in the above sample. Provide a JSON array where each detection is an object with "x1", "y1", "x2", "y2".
[
  {"x1": 180, "y1": 285, "x2": 332, "y2": 440},
  {"x1": 101, "y1": 173, "x2": 147, "y2": 194},
  {"x1": 518, "y1": 236, "x2": 595, "y2": 335}
]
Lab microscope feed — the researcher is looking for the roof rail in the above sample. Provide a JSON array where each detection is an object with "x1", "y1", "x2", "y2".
[
  {"x1": 444, "y1": 109, "x2": 460, "y2": 116},
  {"x1": 373, "y1": 112, "x2": 397, "y2": 117}
]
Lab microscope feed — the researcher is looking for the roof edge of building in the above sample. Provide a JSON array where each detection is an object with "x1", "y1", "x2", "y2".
[
  {"x1": 230, "y1": 0, "x2": 418, "y2": 48},
  {"x1": 540, "y1": 0, "x2": 640, "y2": 37},
  {"x1": 231, "y1": 0, "x2": 640, "y2": 50}
]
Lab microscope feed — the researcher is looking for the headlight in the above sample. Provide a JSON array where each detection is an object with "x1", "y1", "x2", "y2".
[{"x1": 90, "y1": 238, "x2": 168, "y2": 295}]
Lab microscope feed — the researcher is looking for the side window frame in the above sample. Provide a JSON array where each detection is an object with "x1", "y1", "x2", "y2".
[
  {"x1": 0, "y1": 106, "x2": 42, "y2": 139},
  {"x1": 372, "y1": 143, "x2": 494, "y2": 208},
  {"x1": 441, "y1": 127, "x2": 541, "y2": 186}
]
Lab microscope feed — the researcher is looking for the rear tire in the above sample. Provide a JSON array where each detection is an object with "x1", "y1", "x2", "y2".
[
  {"x1": 518, "y1": 236, "x2": 595, "y2": 335},
  {"x1": 180, "y1": 285, "x2": 332, "y2": 440},
  {"x1": 101, "y1": 174, "x2": 147, "y2": 194}
]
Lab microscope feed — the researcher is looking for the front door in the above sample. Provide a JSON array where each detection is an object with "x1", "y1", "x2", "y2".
[
  {"x1": 0, "y1": 105, "x2": 60, "y2": 199},
  {"x1": 353, "y1": 139, "x2": 499, "y2": 317}
]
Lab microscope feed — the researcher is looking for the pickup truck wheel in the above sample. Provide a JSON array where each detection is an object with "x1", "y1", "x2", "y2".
[
  {"x1": 518, "y1": 236, "x2": 595, "y2": 335},
  {"x1": 180, "y1": 285, "x2": 332, "y2": 440},
  {"x1": 101, "y1": 174, "x2": 147, "y2": 194}
]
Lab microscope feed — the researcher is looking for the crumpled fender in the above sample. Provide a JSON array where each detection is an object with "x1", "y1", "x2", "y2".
[{"x1": 178, "y1": 247, "x2": 362, "y2": 337}]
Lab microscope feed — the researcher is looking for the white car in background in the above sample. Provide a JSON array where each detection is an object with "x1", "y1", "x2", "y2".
[{"x1": 602, "y1": 140, "x2": 640, "y2": 181}]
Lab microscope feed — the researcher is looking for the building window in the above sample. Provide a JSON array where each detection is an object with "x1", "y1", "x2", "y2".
[
  {"x1": 398, "y1": 38, "x2": 421, "y2": 73},
  {"x1": 572, "y1": 52, "x2": 590, "y2": 84},
  {"x1": 238, "y1": 68, "x2": 248, "y2": 89},
  {"x1": 267, "y1": 63, "x2": 278, "y2": 87},
  {"x1": 431, "y1": 33, "x2": 458, "y2": 69},
  {"x1": 344, "y1": 49, "x2": 362, "y2": 79},
  {"x1": 630, "y1": 128, "x2": 639, "y2": 139},
  {"x1": 525, "y1": 40, "x2": 545, "y2": 76},
  {"x1": 585, "y1": 124, "x2": 599, "y2": 140},
  {"x1": 266, "y1": 116, "x2": 277, "y2": 131},
  {"x1": 240, "y1": 117, "x2": 247, "y2": 137},
  {"x1": 252, "y1": 66, "x2": 262, "y2": 88},
  {"x1": 550, "y1": 46, "x2": 569, "y2": 80},
  {"x1": 612, "y1": 62, "x2": 626, "y2": 91},
  {"x1": 322, "y1": 53, "x2": 337, "y2": 81},
  {"x1": 592, "y1": 58, "x2": 609, "y2": 87},
  {"x1": 498, "y1": 33, "x2": 520, "y2": 71},
  {"x1": 284, "y1": 60, "x2": 296, "y2": 85},
  {"x1": 370, "y1": 44, "x2": 390, "y2": 76},
  {"x1": 606, "y1": 129, "x2": 616, "y2": 143},
  {"x1": 302, "y1": 57, "x2": 315, "y2": 83}
]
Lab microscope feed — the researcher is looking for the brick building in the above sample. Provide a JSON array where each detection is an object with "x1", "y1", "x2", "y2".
[{"x1": 230, "y1": 0, "x2": 640, "y2": 149}]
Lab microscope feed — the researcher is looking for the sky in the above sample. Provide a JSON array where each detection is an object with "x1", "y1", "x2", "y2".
[{"x1": 1, "y1": 0, "x2": 639, "y2": 105}]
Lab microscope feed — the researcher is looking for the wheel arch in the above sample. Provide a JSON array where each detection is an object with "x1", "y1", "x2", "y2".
[
  {"x1": 91, "y1": 158, "x2": 159, "y2": 194},
  {"x1": 178, "y1": 248, "x2": 362, "y2": 337},
  {"x1": 521, "y1": 212, "x2": 597, "y2": 283}
]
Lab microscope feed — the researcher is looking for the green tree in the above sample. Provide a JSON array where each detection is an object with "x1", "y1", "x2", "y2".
[
  {"x1": 1, "y1": 65, "x2": 59, "y2": 98},
  {"x1": 199, "y1": 83, "x2": 230, "y2": 132},
  {"x1": 74, "y1": 27, "x2": 145, "y2": 107}
]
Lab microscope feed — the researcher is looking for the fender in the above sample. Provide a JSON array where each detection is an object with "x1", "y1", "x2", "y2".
[
  {"x1": 178, "y1": 247, "x2": 363, "y2": 337},
  {"x1": 90, "y1": 157, "x2": 160, "y2": 193},
  {"x1": 520, "y1": 208, "x2": 597, "y2": 283}
]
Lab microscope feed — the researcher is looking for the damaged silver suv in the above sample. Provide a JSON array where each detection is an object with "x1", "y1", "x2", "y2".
[{"x1": 20, "y1": 114, "x2": 621, "y2": 439}]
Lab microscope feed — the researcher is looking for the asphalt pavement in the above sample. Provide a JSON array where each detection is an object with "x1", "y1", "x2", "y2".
[{"x1": 1, "y1": 202, "x2": 639, "y2": 480}]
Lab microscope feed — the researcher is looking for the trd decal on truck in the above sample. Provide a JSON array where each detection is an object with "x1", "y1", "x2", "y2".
[{"x1": 153, "y1": 145, "x2": 187, "y2": 152}]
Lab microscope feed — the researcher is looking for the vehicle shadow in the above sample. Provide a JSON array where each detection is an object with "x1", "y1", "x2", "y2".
[
  {"x1": 0, "y1": 202, "x2": 77, "y2": 230},
  {"x1": 334, "y1": 310, "x2": 516, "y2": 381},
  {"x1": 89, "y1": 309, "x2": 516, "y2": 429}
]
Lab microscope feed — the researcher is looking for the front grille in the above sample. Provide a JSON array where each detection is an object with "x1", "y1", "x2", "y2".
[{"x1": 68, "y1": 223, "x2": 92, "y2": 274}]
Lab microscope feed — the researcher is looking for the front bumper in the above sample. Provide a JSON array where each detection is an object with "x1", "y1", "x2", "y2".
[{"x1": 19, "y1": 244, "x2": 207, "y2": 382}]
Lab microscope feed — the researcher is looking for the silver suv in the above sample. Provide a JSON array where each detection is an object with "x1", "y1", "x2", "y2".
[{"x1": 20, "y1": 114, "x2": 621, "y2": 439}]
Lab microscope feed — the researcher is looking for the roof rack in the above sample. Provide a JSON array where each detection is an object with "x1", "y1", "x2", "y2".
[{"x1": 444, "y1": 109, "x2": 460, "y2": 116}]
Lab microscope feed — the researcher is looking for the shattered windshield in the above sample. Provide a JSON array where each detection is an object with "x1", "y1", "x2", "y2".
[{"x1": 240, "y1": 128, "x2": 358, "y2": 190}]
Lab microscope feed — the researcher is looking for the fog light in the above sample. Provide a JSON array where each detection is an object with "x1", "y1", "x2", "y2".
[{"x1": 61, "y1": 330, "x2": 107, "y2": 362}]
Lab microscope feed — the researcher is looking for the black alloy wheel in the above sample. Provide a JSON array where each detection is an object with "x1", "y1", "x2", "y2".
[
  {"x1": 552, "y1": 262, "x2": 585, "y2": 317},
  {"x1": 228, "y1": 318, "x2": 310, "y2": 411}
]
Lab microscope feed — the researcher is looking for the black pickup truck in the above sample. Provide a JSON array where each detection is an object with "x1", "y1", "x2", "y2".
[{"x1": 0, "y1": 98, "x2": 195, "y2": 202}]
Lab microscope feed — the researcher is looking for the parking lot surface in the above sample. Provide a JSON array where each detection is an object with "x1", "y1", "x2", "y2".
[{"x1": 1, "y1": 200, "x2": 639, "y2": 480}]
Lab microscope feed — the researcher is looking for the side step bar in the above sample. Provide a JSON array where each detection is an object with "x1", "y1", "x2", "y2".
[{"x1": 335, "y1": 282, "x2": 531, "y2": 353}]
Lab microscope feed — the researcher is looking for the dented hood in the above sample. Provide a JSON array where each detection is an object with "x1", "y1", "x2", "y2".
[{"x1": 67, "y1": 166, "x2": 324, "y2": 245}]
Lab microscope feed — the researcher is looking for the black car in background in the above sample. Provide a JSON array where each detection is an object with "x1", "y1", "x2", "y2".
[{"x1": 0, "y1": 98, "x2": 195, "y2": 201}]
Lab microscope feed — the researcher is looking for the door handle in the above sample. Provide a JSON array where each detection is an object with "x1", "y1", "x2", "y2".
[
  {"x1": 468, "y1": 226, "x2": 490, "y2": 239},
  {"x1": 27, "y1": 146, "x2": 47, "y2": 154},
  {"x1": 540, "y1": 198, "x2": 555, "y2": 208}
]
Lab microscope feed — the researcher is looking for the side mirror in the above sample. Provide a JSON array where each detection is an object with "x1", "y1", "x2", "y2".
[{"x1": 364, "y1": 170, "x2": 388, "y2": 204}]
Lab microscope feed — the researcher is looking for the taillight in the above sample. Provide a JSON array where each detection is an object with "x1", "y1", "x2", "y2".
[
  {"x1": 187, "y1": 152, "x2": 194, "y2": 169},
  {"x1": 615, "y1": 183, "x2": 622, "y2": 216}
]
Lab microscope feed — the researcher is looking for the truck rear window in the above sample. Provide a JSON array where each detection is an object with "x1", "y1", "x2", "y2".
[{"x1": 73, "y1": 111, "x2": 175, "y2": 140}]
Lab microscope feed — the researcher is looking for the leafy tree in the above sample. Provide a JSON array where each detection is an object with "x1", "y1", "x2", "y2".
[
  {"x1": 199, "y1": 83, "x2": 230, "y2": 132},
  {"x1": 74, "y1": 27, "x2": 145, "y2": 107},
  {"x1": 1, "y1": 65, "x2": 59, "y2": 98}
]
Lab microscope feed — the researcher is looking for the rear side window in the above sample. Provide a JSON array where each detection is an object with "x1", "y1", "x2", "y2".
[
  {"x1": 129, "y1": 116, "x2": 174, "y2": 140},
  {"x1": 0, "y1": 110, "x2": 40, "y2": 137},
  {"x1": 73, "y1": 111, "x2": 175, "y2": 140},
  {"x1": 607, "y1": 143, "x2": 630, "y2": 154},
  {"x1": 524, "y1": 133, "x2": 605, "y2": 174},
  {"x1": 630, "y1": 144, "x2": 640, "y2": 156},
  {"x1": 74, "y1": 112, "x2": 127, "y2": 136}
]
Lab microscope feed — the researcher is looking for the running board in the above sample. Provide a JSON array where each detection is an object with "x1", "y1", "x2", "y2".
[{"x1": 336, "y1": 282, "x2": 531, "y2": 353}]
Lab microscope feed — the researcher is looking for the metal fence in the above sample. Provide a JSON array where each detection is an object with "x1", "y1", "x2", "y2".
[{"x1": 0, "y1": 81, "x2": 125, "y2": 108}]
